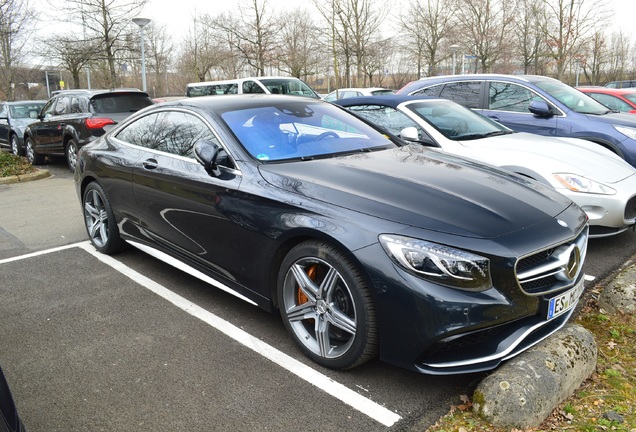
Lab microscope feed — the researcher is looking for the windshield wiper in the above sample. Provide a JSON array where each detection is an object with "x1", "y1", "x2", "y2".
[{"x1": 455, "y1": 130, "x2": 513, "y2": 141}]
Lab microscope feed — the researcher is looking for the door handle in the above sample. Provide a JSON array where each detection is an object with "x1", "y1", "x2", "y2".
[
  {"x1": 142, "y1": 158, "x2": 158, "y2": 170},
  {"x1": 487, "y1": 115, "x2": 500, "y2": 122}
]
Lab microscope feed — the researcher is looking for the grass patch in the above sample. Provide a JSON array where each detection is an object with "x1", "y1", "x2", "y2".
[
  {"x1": 0, "y1": 151, "x2": 36, "y2": 177},
  {"x1": 425, "y1": 287, "x2": 636, "y2": 432}
]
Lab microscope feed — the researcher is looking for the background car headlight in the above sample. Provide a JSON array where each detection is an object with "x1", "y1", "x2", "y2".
[
  {"x1": 553, "y1": 173, "x2": 616, "y2": 195},
  {"x1": 614, "y1": 125, "x2": 636, "y2": 140},
  {"x1": 379, "y1": 234, "x2": 491, "y2": 291}
]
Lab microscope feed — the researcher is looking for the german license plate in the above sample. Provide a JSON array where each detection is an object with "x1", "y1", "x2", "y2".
[{"x1": 547, "y1": 280, "x2": 585, "y2": 320}]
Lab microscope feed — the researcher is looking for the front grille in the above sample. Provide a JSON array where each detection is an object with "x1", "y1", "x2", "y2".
[
  {"x1": 625, "y1": 194, "x2": 636, "y2": 220},
  {"x1": 515, "y1": 227, "x2": 588, "y2": 295}
]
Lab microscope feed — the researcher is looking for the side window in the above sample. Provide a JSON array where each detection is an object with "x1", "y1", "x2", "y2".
[
  {"x1": 242, "y1": 80, "x2": 265, "y2": 94},
  {"x1": 115, "y1": 113, "x2": 159, "y2": 148},
  {"x1": 488, "y1": 82, "x2": 537, "y2": 113},
  {"x1": 347, "y1": 104, "x2": 427, "y2": 139},
  {"x1": 439, "y1": 82, "x2": 481, "y2": 108},
  {"x1": 54, "y1": 96, "x2": 71, "y2": 115},
  {"x1": 41, "y1": 98, "x2": 57, "y2": 118},
  {"x1": 411, "y1": 84, "x2": 443, "y2": 97},
  {"x1": 71, "y1": 97, "x2": 85, "y2": 113},
  {"x1": 153, "y1": 111, "x2": 217, "y2": 158},
  {"x1": 0, "y1": 104, "x2": 7, "y2": 116}
]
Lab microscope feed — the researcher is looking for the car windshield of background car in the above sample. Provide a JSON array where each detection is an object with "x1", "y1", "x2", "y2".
[
  {"x1": 220, "y1": 101, "x2": 394, "y2": 161},
  {"x1": 259, "y1": 78, "x2": 318, "y2": 98},
  {"x1": 534, "y1": 80, "x2": 609, "y2": 115},
  {"x1": 9, "y1": 103, "x2": 44, "y2": 118},
  {"x1": 410, "y1": 100, "x2": 511, "y2": 141},
  {"x1": 623, "y1": 93, "x2": 636, "y2": 105}
]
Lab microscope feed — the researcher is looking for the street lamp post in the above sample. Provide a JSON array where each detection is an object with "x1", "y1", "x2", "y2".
[
  {"x1": 450, "y1": 44, "x2": 459, "y2": 75},
  {"x1": 575, "y1": 58, "x2": 581, "y2": 87},
  {"x1": 132, "y1": 17, "x2": 151, "y2": 92}
]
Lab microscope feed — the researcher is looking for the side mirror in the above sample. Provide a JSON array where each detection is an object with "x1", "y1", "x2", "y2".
[
  {"x1": 399, "y1": 126, "x2": 436, "y2": 146},
  {"x1": 528, "y1": 100, "x2": 554, "y2": 118},
  {"x1": 400, "y1": 126, "x2": 419, "y2": 141},
  {"x1": 194, "y1": 139, "x2": 222, "y2": 177}
]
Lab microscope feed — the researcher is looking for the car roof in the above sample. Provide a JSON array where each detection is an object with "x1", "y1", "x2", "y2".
[
  {"x1": 3, "y1": 100, "x2": 46, "y2": 105},
  {"x1": 578, "y1": 87, "x2": 636, "y2": 95},
  {"x1": 333, "y1": 94, "x2": 438, "y2": 109},
  {"x1": 159, "y1": 94, "x2": 328, "y2": 112},
  {"x1": 51, "y1": 88, "x2": 149, "y2": 97}
]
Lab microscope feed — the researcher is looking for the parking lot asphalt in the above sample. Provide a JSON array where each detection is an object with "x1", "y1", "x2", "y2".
[{"x1": 0, "y1": 162, "x2": 480, "y2": 431}]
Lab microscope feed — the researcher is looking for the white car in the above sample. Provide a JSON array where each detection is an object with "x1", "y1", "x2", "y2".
[
  {"x1": 323, "y1": 87, "x2": 394, "y2": 102},
  {"x1": 336, "y1": 95, "x2": 636, "y2": 237}
]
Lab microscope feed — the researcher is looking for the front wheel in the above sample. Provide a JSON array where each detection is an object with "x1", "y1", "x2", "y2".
[
  {"x1": 82, "y1": 182, "x2": 126, "y2": 254},
  {"x1": 278, "y1": 240, "x2": 378, "y2": 370},
  {"x1": 10, "y1": 134, "x2": 22, "y2": 156},
  {"x1": 66, "y1": 139, "x2": 79, "y2": 171}
]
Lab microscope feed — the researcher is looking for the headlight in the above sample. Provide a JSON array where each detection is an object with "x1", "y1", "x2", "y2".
[
  {"x1": 614, "y1": 125, "x2": 636, "y2": 140},
  {"x1": 379, "y1": 234, "x2": 491, "y2": 291},
  {"x1": 553, "y1": 173, "x2": 615, "y2": 195}
]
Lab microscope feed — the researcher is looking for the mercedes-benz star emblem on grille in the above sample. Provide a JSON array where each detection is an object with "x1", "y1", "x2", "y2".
[{"x1": 555, "y1": 244, "x2": 581, "y2": 282}]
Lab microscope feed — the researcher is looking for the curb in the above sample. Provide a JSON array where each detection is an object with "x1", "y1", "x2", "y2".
[
  {"x1": 472, "y1": 323, "x2": 597, "y2": 429},
  {"x1": 0, "y1": 169, "x2": 50, "y2": 185}
]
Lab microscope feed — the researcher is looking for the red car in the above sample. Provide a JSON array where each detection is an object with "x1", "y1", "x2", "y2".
[{"x1": 577, "y1": 86, "x2": 636, "y2": 114}]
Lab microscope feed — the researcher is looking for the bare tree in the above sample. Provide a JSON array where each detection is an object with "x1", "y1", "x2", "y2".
[
  {"x1": 214, "y1": 0, "x2": 280, "y2": 76},
  {"x1": 580, "y1": 32, "x2": 610, "y2": 85},
  {"x1": 512, "y1": 0, "x2": 548, "y2": 74},
  {"x1": 0, "y1": 0, "x2": 37, "y2": 100},
  {"x1": 42, "y1": 35, "x2": 96, "y2": 89},
  {"x1": 399, "y1": 0, "x2": 456, "y2": 77},
  {"x1": 53, "y1": 0, "x2": 148, "y2": 88},
  {"x1": 277, "y1": 8, "x2": 324, "y2": 79},
  {"x1": 454, "y1": 0, "x2": 516, "y2": 73},
  {"x1": 541, "y1": 0, "x2": 610, "y2": 80},
  {"x1": 143, "y1": 23, "x2": 173, "y2": 97}
]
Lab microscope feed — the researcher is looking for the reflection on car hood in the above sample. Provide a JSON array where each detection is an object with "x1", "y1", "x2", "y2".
[
  {"x1": 9, "y1": 117, "x2": 35, "y2": 129},
  {"x1": 259, "y1": 145, "x2": 573, "y2": 239},
  {"x1": 584, "y1": 111, "x2": 636, "y2": 127},
  {"x1": 461, "y1": 133, "x2": 636, "y2": 184}
]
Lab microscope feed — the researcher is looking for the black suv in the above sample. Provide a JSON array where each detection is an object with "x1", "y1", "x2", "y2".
[{"x1": 24, "y1": 89, "x2": 154, "y2": 170}]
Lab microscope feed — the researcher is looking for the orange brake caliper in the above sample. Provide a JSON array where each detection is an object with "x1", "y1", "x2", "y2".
[{"x1": 297, "y1": 264, "x2": 317, "y2": 306}]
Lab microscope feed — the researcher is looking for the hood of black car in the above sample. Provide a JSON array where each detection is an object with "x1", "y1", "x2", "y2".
[{"x1": 259, "y1": 145, "x2": 575, "y2": 239}]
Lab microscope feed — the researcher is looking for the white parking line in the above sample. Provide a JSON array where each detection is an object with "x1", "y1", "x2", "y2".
[
  {"x1": 0, "y1": 241, "x2": 89, "y2": 264},
  {"x1": 68, "y1": 242, "x2": 401, "y2": 427}
]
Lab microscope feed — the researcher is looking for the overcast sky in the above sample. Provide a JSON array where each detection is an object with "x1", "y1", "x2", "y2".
[{"x1": 139, "y1": 0, "x2": 636, "y2": 43}]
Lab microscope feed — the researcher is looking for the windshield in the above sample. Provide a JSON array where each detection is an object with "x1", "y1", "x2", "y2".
[
  {"x1": 533, "y1": 80, "x2": 610, "y2": 115},
  {"x1": 624, "y1": 93, "x2": 636, "y2": 105},
  {"x1": 408, "y1": 100, "x2": 511, "y2": 140},
  {"x1": 259, "y1": 78, "x2": 319, "y2": 99},
  {"x1": 220, "y1": 100, "x2": 394, "y2": 161},
  {"x1": 9, "y1": 103, "x2": 44, "y2": 119}
]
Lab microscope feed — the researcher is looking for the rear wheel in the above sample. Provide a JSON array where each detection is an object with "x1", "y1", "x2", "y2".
[
  {"x1": 66, "y1": 139, "x2": 79, "y2": 171},
  {"x1": 82, "y1": 182, "x2": 126, "y2": 254},
  {"x1": 278, "y1": 240, "x2": 378, "y2": 370},
  {"x1": 25, "y1": 137, "x2": 44, "y2": 165},
  {"x1": 10, "y1": 134, "x2": 22, "y2": 156}
]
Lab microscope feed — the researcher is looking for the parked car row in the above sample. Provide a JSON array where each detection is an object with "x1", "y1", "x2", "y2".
[
  {"x1": 0, "y1": 100, "x2": 46, "y2": 156},
  {"x1": 397, "y1": 74, "x2": 636, "y2": 168}
]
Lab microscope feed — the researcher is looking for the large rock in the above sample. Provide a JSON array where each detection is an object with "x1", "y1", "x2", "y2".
[
  {"x1": 472, "y1": 323, "x2": 597, "y2": 429},
  {"x1": 599, "y1": 266, "x2": 636, "y2": 314}
]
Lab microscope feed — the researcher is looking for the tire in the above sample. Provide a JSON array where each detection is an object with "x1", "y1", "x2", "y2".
[
  {"x1": 278, "y1": 240, "x2": 378, "y2": 370},
  {"x1": 66, "y1": 139, "x2": 79, "y2": 171},
  {"x1": 10, "y1": 134, "x2": 22, "y2": 156},
  {"x1": 82, "y1": 182, "x2": 126, "y2": 254},
  {"x1": 25, "y1": 137, "x2": 44, "y2": 165}
]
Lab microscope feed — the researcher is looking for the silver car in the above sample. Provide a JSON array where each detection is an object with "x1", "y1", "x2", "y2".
[{"x1": 336, "y1": 95, "x2": 636, "y2": 237}]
